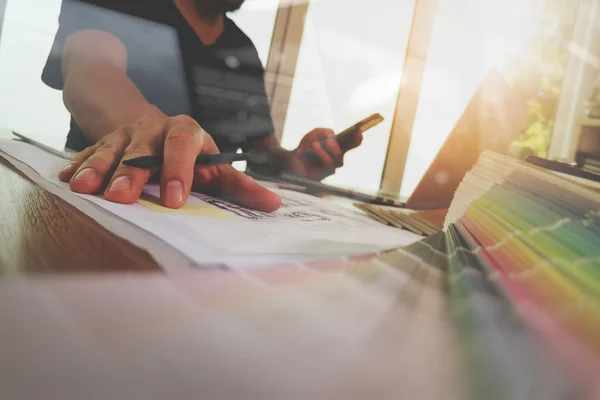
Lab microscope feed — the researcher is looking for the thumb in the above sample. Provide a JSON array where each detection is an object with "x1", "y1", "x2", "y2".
[
  {"x1": 216, "y1": 165, "x2": 281, "y2": 212},
  {"x1": 351, "y1": 132, "x2": 363, "y2": 149}
]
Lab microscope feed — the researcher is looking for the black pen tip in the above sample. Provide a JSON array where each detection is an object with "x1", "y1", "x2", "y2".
[{"x1": 122, "y1": 156, "x2": 160, "y2": 169}]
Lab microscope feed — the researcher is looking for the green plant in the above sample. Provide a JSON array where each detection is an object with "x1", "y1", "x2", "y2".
[{"x1": 504, "y1": 0, "x2": 578, "y2": 158}]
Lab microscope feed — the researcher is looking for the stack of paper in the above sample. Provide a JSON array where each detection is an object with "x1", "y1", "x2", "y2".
[
  {"x1": 354, "y1": 203, "x2": 441, "y2": 236},
  {"x1": 444, "y1": 151, "x2": 600, "y2": 398}
]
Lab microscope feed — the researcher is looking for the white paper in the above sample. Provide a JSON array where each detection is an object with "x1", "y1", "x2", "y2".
[{"x1": 0, "y1": 139, "x2": 420, "y2": 269}]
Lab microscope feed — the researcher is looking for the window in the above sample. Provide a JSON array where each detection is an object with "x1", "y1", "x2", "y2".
[
  {"x1": 399, "y1": 0, "x2": 580, "y2": 196},
  {"x1": 0, "y1": 0, "x2": 68, "y2": 147},
  {"x1": 227, "y1": 0, "x2": 280, "y2": 66},
  {"x1": 0, "y1": 0, "x2": 582, "y2": 194},
  {"x1": 280, "y1": 0, "x2": 417, "y2": 193}
]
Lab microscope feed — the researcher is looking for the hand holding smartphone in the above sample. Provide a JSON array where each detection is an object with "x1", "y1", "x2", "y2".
[
  {"x1": 301, "y1": 113, "x2": 384, "y2": 165},
  {"x1": 334, "y1": 113, "x2": 384, "y2": 151}
]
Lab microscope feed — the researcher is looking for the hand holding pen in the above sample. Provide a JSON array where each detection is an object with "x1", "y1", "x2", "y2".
[
  {"x1": 121, "y1": 128, "x2": 349, "y2": 181},
  {"x1": 56, "y1": 114, "x2": 282, "y2": 211}
]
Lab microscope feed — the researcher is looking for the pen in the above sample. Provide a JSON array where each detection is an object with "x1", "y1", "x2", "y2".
[
  {"x1": 122, "y1": 151, "x2": 271, "y2": 168},
  {"x1": 123, "y1": 113, "x2": 385, "y2": 169}
]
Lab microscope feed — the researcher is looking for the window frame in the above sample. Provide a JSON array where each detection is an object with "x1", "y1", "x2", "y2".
[
  {"x1": 0, "y1": 0, "x2": 6, "y2": 42},
  {"x1": 379, "y1": 0, "x2": 438, "y2": 194},
  {"x1": 264, "y1": 0, "x2": 310, "y2": 143},
  {"x1": 549, "y1": 0, "x2": 600, "y2": 160},
  {"x1": 265, "y1": 0, "x2": 438, "y2": 194}
]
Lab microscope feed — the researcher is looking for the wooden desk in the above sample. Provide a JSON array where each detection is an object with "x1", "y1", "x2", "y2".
[{"x1": 0, "y1": 156, "x2": 161, "y2": 275}]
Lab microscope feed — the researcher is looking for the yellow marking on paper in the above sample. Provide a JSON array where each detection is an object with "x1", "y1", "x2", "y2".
[{"x1": 137, "y1": 194, "x2": 236, "y2": 219}]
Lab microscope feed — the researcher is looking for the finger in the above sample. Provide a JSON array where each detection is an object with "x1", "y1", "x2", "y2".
[
  {"x1": 298, "y1": 128, "x2": 333, "y2": 152},
  {"x1": 58, "y1": 145, "x2": 99, "y2": 182},
  {"x1": 323, "y1": 137, "x2": 344, "y2": 167},
  {"x1": 69, "y1": 135, "x2": 130, "y2": 194},
  {"x1": 210, "y1": 165, "x2": 281, "y2": 212},
  {"x1": 104, "y1": 119, "x2": 164, "y2": 204},
  {"x1": 311, "y1": 140, "x2": 334, "y2": 166},
  {"x1": 160, "y1": 115, "x2": 204, "y2": 208},
  {"x1": 314, "y1": 128, "x2": 335, "y2": 141},
  {"x1": 350, "y1": 131, "x2": 363, "y2": 149}
]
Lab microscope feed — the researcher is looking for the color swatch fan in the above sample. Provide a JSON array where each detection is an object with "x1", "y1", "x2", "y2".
[{"x1": 444, "y1": 150, "x2": 600, "y2": 399}]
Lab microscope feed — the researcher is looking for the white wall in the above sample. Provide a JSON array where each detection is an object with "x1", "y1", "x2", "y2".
[{"x1": 0, "y1": 0, "x2": 68, "y2": 147}]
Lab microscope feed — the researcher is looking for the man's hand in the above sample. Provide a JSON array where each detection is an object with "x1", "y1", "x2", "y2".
[
  {"x1": 58, "y1": 114, "x2": 281, "y2": 212},
  {"x1": 288, "y1": 128, "x2": 363, "y2": 181}
]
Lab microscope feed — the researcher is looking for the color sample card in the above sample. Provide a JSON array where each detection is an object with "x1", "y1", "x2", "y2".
[{"x1": 445, "y1": 151, "x2": 600, "y2": 398}]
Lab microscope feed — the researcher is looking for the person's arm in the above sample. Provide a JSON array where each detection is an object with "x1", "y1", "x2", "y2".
[
  {"x1": 234, "y1": 47, "x2": 356, "y2": 180},
  {"x1": 55, "y1": 31, "x2": 279, "y2": 212},
  {"x1": 41, "y1": 2, "x2": 279, "y2": 211},
  {"x1": 61, "y1": 30, "x2": 164, "y2": 143}
]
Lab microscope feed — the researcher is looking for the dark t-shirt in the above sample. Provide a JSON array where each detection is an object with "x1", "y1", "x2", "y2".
[{"x1": 42, "y1": 0, "x2": 274, "y2": 153}]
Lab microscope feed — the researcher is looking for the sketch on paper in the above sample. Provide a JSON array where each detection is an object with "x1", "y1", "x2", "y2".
[
  {"x1": 282, "y1": 211, "x2": 331, "y2": 222},
  {"x1": 318, "y1": 208, "x2": 364, "y2": 222},
  {"x1": 278, "y1": 193, "x2": 314, "y2": 208},
  {"x1": 189, "y1": 190, "x2": 371, "y2": 226},
  {"x1": 191, "y1": 193, "x2": 275, "y2": 220}
]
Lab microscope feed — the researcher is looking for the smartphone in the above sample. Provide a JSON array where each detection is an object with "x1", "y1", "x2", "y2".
[{"x1": 335, "y1": 113, "x2": 384, "y2": 151}]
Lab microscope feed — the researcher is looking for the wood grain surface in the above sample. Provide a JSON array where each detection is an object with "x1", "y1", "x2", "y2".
[{"x1": 0, "y1": 156, "x2": 161, "y2": 275}]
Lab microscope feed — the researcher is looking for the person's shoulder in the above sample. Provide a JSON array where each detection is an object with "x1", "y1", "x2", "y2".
[
  {"x1": 221, "y1": 16, "x2": 264, "y2": 70},
  {"x1": 223, "y1": 17, "x2": 257, "y2": 49},
  {"x1": 60, "y1": 0, "x2": 173, "y2": 22},
  {"x1": 61, "y1": 0, "x2": 141, "y2": 11}
]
